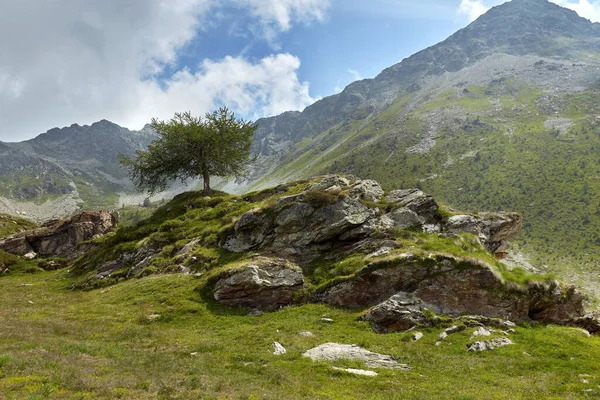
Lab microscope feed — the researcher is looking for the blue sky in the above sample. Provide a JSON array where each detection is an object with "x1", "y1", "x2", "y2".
[
  {"x1": 0, "y1": 0, "x2": 597, "y2": 141},
  {"x1": 169, "y1": 0, "x2": 466, "y2": 99}
]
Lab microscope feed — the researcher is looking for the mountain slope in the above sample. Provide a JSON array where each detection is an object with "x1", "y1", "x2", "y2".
[
  {"x1": 222, "y1": 0, "x2": 600, "y2": 294},
  {"x1": 0, "y1": 121, "x2": 157, "y2": 219}
]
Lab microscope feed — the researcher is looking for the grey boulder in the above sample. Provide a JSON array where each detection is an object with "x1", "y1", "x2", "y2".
[
  {"x1": 363, "y1": 292, "x2": 434, "y2": 333},
  {"x1": 385, "y1": 189, "x2": 438, "y2": 223},
  {"x1": 467, "y1": 338, "x2": 514, "y2": 352},
  {"x1": 302, "y1": 343, "x2": 410, "y2": 370},
  {"x1": 348, "y1": 179, "x2": 384, "y2": 202},
  {"x1": 213, "y1": 257, "x2": 304, "y2": 311}
]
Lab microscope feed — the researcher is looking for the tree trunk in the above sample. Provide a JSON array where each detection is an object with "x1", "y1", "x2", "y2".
[{"x1": 202, "y1": 171, "x2": 211, "y2": 192}]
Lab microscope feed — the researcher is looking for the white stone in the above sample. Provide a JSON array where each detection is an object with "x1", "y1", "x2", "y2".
[
  {"x1": 303, "y1": 343, "x2": 410, "y2": 370},
  {"x1": 473, "y1": 327, "x2": 492, "y2": 336},
  {"x1": 272, "y1": 342, "x2": 287, "y2": 355}
]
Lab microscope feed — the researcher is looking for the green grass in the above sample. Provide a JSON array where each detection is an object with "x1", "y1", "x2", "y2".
[
  {"x1": 1, "y1": 269, "x2": 599, "y2": 399},
  {"x1": 0, "y1": 178, "x2": 596, "y2": 398},
  {"x1": 0, "y1": 213, "x2": 37, "y2": 237}
]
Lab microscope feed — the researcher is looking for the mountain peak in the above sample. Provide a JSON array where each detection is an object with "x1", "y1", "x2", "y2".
[
  {"x1": 375, "y1": 0, "x2": 600, "y2": 85},
  {"x1": 473, "y1": 0, "x2": 594, "y2": 36},
  {"x1": 91, "y1": 119, "x2": 119, "y2": 128}
]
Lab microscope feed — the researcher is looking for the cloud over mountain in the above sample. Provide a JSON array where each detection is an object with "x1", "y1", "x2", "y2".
[{"x1": 0, "y1": 0, "x2": 323, "y2": 141}]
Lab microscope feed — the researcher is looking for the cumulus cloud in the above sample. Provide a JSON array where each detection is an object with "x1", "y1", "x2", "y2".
[
  {"x1": 0, "y1": 0, "x2": 324, "y2": 141},
  {"x1": 552, "y1": 0, "x2": 600, "y2": 22},
  {"x1": 126, "y1": 54, "x2": 313, "y2": 128},
  {"x1": 458, "y1": 0, "x2": 490, "y2": 22}
]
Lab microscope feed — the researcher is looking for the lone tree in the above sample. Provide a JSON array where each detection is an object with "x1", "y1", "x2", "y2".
[{"x1": 119, "y1": 107, "x2": 256, "y2": 193}]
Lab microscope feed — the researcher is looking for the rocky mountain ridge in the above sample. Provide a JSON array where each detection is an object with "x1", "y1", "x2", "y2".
[
  {"x1": 236, "y1": 0, "x2": 600, "y2": 192},
  {"x1": 0, "y1": 121, "x2": 157, "y2": 220}
]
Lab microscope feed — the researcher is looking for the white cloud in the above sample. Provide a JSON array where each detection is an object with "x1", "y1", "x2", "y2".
[
  {"x1": 0, "y1": 0, "x2": 325, "y2": 141},
  {"x1": 458, "y1": 0, "x2": 490, "y2": 22},
  {"x1": 333, "y1": 69, "x2": 363, "y2": 94},
  {"x1": 237, "y1": 0, "x2": 330, "y2": 31},
  {"x1": 347, "y1": 69, "x2": 363, "y2": 82},
  {"x1": 233, "y1": 0, "x2": 331, "y2": 46},
  {"x1": 551, "y1": 0, "x2": 600, "y2": 22},
  {"x1": 126, "y1": 54, "x2": 313, "y2": 128}
]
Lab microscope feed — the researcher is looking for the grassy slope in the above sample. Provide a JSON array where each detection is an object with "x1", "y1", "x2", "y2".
[
  {"x1": 0, "y1": 213, "x2": 37, "y2": 237},
  {"x1": 256, "y1": 79, "x2": 600, "y2": 292},
  {"x1": 70, "y1": 180, "x2": 550, "y2": 291},
  {"x1": 0, "y1": 184, "x2": 598, "y2": 398},
  {"x1": 1, "y1": 270, "x2": 600, "y2": 399}
]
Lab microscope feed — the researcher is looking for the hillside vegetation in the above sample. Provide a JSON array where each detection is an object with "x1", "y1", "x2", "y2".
[
  {"x1": 0, "y1": 178, "x2": 599, "y2": 399},
  {"x1": 1, "y1": 270, "x2": 599, "y2": 399},
  {"x1": 0, "y1": 213, "x2": 37, "y2": 237},
  {"x1": 317, "y1": 79, "x2": 600, "y2": 281},
  {"x1": 69, "y1": 177, "x2": 544, "y2": 291}
]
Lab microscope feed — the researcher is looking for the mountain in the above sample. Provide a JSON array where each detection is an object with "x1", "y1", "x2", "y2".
[
  {"x1": 0, "y1": 121, "x2": 157, "y2": 220},
  {"x1": 1, "y1": 0, "x2": 598, "y2": 292},
  {"x1": 217, "y1": 0, "x2": 600, "y2": 295}
]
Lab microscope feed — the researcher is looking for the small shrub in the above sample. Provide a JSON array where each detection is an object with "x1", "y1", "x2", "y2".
[
  {"x1": 139, "y1": 266, "x2": 158, "y2": 277},
  {"x1": 159, "y1": 219, "x2": 184, "y2": 232},
  {"x1": 303, "y1": 189, "x2": 345, "y2": 208}
]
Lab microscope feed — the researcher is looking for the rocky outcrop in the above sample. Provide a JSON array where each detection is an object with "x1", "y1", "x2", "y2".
[
  {"x1": 222, "y1": 176, "x2": 523, "y2": 265},
  {"x1": 445, "y1": 212, "x2": 522, "y2": 256},
  {"x1": 385, "y1": 189, "x2": 438, "y2": 223},
  {"x1": 362, "y1": 292, "x2": 435, "y2": 333},
  {"x1": 213, "y1": 176, "x2": 591, "y2": 332},
  {"x1": 316, "y1": 254, "x2": 585, "y2": 329},
  {"x1": 312, "y1": 253, "x2": 431, "y2": 308},
  {"x1": 222, "y1": 176, "x2": 381, "y2": 263},
  {"x1": 0, "y1": 210, "x2": 118, "y2": 260},
  {"x1": 213, "y1": 257, "x2": 304, "y2": 310},
  {"x1": 89, "y1": 242, "x2": 161, "y2": 281}
]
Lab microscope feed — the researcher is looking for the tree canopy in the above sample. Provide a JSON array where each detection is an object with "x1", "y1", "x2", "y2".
[{"x1": 119, "y1": 107, "x2": 256, "y2": 193}]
